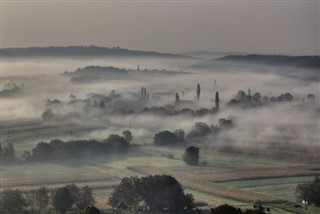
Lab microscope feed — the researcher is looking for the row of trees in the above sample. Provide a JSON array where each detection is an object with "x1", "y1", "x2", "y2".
[
  {"x1": 153, "y1": 119, "x2": 234, "y2": 146},
  {"x1": 42, "y1": 103, "x2": 223, "y2": 123},
  {"x1": 0, "y1": 184, "x2": 97, "y2": 214},
  {"x1": 23, "y1": 131, "x2": 132, "y2": 162},
  {"x1": 42, "y1": 85, "x2": 224, "y2": 123},
  {"x1": 228, "y1": 89, "x2": 317, "y2": 108},
  {"x1": 109, "y1": 175, "x2": 194, "y2": 213}
]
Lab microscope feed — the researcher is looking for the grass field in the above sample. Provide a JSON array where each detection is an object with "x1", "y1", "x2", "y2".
[{"x1": 1, "y1": 139, "x2": 320, "y2": 213}]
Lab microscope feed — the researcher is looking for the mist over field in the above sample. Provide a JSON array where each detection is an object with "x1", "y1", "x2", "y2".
[
  {"x1": 1, "y1": 1, "x2": 320, "y2": 213},
  {"x1": 2, "y1": 54, "x2": 319, "y2": 142},
  {"x1": 0, "y1": 50, "x2": 319, "y2": 214}
]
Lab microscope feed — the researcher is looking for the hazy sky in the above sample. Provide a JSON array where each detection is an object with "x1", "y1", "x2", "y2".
[{"x1": 1, "y1": 1, "x2": 319, "y2": 55}]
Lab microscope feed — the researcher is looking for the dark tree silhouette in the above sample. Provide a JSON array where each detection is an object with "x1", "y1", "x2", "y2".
[
  {"x1": 35, "y1": 187, "x2": 50, "y2": 213},
  {"x1": 109, "y1": 175, "x2": 194, "y2": 213},
  {"x1": 236, "y1": 90, "x2": 246, "y2": 101},
  {"x1": 196, "y1": 84, "x2": 201, "y2": 101},
  {"x1": 283, "y1": 92, "x2": 293, "y2": 101},
  {"x1": 122, "y1": 130, "x2": 133, "y2": 143},
  {"x1": 175, "y1": 92, "x2": 180, "y2": 105},
  {"x1": 0, "y1": 189, "x2": 26, "y2": 214},
  {"x1": 211, "y1": 204, "x2": 242, "y2": 214},
  {"x1": 108, "y1": 176, "x2": 142, "y2": 211},
  {"x1": 215, "y1": 92, "x2": 220, "y2": 110},
  {"x1": 307, "y1": 94, "x2": 316, "y2": 102},
  {"x1": 84, "y1": 206, "x2": 101, "y2": 214},
  {"x1": 183, "y1": 146, "x2": 199, "y2": 165},
  {"x1": 295, "y1": 176, "x2": 320, "y2": 209},
  {"x1": 174, "y1": 129, "x2": 185, "y2": 143},
  {"x1": 41, "y1": 108, "x2": 54, "y2": 121},
  {"x1": 253, "y1": 92, "x2": 261, "y2": 103},
  {"x1": 140, "y1": 87, "x2": 144, "y2": 98},
  {"x1": 1, "y1": 143, "x2": 15, "y2": 162},
  {"x1": 99, "y1": 101, "x2": 105, "y2": 108},
  {"x1": 103, "y1": 134, "x2": 130, "y2": 152},
  {"x1": 153, "y1": 130, "x2": 184, "y2": 146},
  {"x1": 76, "y1": 186, "x2": 95, "y2": 211},
  {"x1": 51, "y1": 187, "x2": 73, "y2": 214},
  {"x1": 32, "y1": 142, "x2": 54, "y2": 161},
  {"x1": 211, "y1": 204, "x2": 267, "y2": 214},
  {"x1": 218, "y1": 118, "x2": 233, "y2": 129},
  {"x1": 186, "y1": 122, "x2": 211, "y2": 141}
]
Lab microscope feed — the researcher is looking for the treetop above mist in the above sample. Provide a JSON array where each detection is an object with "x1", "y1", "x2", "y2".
[{"x1": 1, "y1": 46, "x2": 188, "y2": 58}]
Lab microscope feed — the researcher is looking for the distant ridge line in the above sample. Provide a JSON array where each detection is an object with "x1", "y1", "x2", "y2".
[{"x1": 0, "y1": 45, "x2": 193, "y2": 58}]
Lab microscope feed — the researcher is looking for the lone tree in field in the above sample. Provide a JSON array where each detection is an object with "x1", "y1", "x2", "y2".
[
  {"x1": 196, "y1": 84, "x2": 201, "y2": 101},
  {"x1": 183, "y1": 146, "x2": 199, "y2": 165},
  {"x1": 109, "y1": 175, "x2": 194, "y2": 213},
  {"x1": 51, "y1": 187, "x2": 73, "y2": 214}
]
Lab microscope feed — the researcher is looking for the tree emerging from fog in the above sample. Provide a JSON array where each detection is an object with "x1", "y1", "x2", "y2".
[
  {"x1": 183, "y1": 146, "x2": 200, "y2": 165},
  {"x1": 196, "y1": 83, "x2": 201, "y2": 101}
]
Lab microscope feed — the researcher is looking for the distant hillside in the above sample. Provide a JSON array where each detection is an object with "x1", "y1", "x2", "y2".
[
  {"x1": 1, "y1": 46, "x2": 188, "y2": 58},
  {"x1": 191, "y1": 54, "x2": 320, "y2": 82},
  {"x1": 62, "y1": 66, "x2": 128, "y2": 83},
  {"x1": 63, "y1": 65, "x2": 190, "y2": 83},
  {"x1": 217, "y1": 54, "x2": 320, "y2": 68}
]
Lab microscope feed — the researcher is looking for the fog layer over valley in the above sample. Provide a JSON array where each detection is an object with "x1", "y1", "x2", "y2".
[
  {"x1": 2, "y1": 54, "x2": 319, "y2": 150},
  {"x1": 1, "y1": 49, "x2": 320, "y2": 213}
]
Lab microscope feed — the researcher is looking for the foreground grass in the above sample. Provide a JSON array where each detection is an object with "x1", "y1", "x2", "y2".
[{"x1": 2, "y1": 144, "x2": 320, "y2": 214}]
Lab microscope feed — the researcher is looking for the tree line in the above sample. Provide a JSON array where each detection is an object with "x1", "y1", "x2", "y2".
[
  {"x1": 227, "y1": 89, "x2": 316, "y2": 108},
  {"x1": 20, "y1": 131, "x2": 132, "y2": 162},
  {"x1": 0, "y1": 184, "x2": 97, "y2": 214},
  {"x1": 153, "y1": 119, "x2": 234, "y2": 146}
]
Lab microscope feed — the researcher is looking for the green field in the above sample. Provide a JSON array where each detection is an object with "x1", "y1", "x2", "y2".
[{"x1": 1, "y1": 134, "x2": 320, "y2": 214}]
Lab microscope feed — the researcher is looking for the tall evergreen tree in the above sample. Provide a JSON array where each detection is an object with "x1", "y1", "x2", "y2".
[
  {"x1": 175, "y1": 92, "x2": 180, "y2": 104},
  {"x1": 215, "y1": 92, "x2": 220, "y2": 110},
  {"x1": 196, "y1": 84, "x2": 201, "y2": 101}
]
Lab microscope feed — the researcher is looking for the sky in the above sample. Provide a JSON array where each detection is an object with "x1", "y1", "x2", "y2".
[{"x1": 1, "y1": 0, "x2": 319, "y2": 55}]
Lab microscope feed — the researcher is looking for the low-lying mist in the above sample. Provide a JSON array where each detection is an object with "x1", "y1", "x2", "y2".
[{"x1": 1, "y1": 56, "x2": 319, "y2": 160}]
